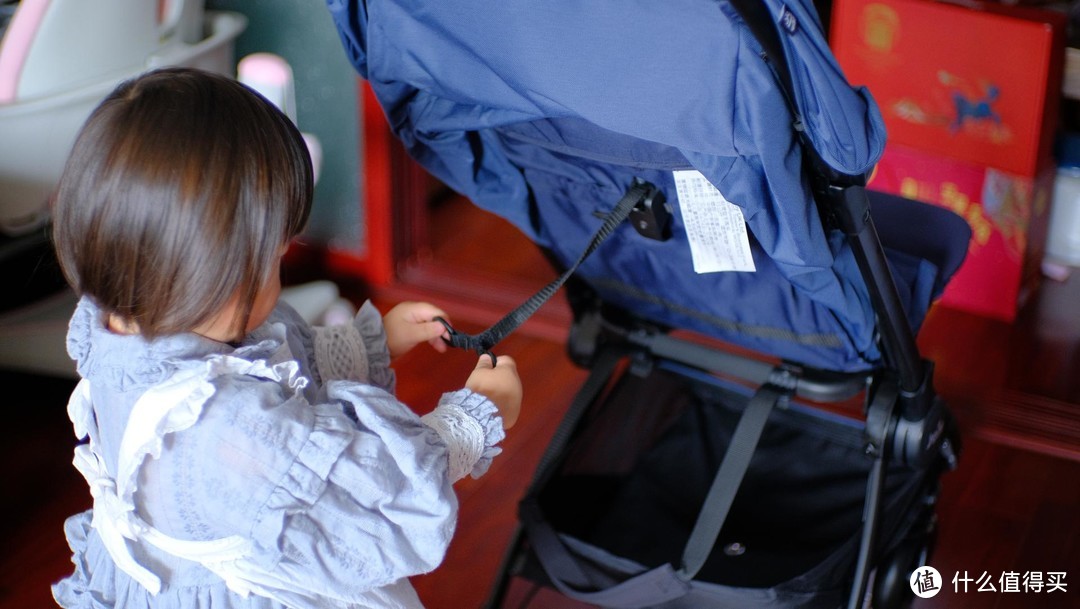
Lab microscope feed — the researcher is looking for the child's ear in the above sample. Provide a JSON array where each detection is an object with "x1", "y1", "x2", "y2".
[{"x1": 105, "y1": 313, "x2": 141, "y2": 335}]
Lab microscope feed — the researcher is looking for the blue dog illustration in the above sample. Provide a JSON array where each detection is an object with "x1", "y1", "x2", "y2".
[{"x1": 951, "y1": 84, "x2": 1000, "y2": 131}]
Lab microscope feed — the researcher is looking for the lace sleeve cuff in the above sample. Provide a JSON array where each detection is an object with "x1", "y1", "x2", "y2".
[
  {"x1": 421, "y1": 390, "x2": 505, "y2": 481},
  {"x1": 312, "y1": 324, "x2": 370, "y2": 384},
  {"x1": 353, "y1": 301, "x2": 395, "y2": 393},
  {"x1": 311, "y1": 301, "x2": 396, "y2": 391}
]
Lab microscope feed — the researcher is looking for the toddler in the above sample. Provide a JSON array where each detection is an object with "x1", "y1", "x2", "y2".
[{"x1": 50, "y1": 67, "x2": 521, "y2": 609}]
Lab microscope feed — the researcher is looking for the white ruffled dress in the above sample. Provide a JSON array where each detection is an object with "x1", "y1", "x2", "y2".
[{"x1": 52, "y1": 297, "x2": 505, "y2": 609}]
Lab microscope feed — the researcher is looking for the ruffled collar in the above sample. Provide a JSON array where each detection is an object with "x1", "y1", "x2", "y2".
[{"x1": 67, "y1": 297, "x2": 290, "y2": 391}]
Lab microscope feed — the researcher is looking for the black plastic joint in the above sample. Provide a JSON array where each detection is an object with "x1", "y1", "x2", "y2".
[
  {"x1": 629, "y1": 178, "x2": 672, "y2": 241},
  {"x1": 864, "y1": 376, "x2": 899, "y2": 457},
  {"x1": 828, "y1": 183, "x2": 871, "y2": 236},
  {"x1": 766, "y1": 365, "x2": 800, "y2": 393}
]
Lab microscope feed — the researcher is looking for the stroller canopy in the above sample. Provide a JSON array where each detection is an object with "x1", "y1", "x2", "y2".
[{"x1": 328, "y1": 0, "x2": 961, "y2": 372}]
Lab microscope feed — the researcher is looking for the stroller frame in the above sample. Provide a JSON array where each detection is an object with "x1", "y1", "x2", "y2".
[
  {"x1": 479, "y1": 4, "x2": 960, "y2": 606},
  {"x1": 485, "y1": 294, "x2": 956, "y2": 608},
  {"x1": 321, "y1": 0, "x2": 969, "y2": 605}
]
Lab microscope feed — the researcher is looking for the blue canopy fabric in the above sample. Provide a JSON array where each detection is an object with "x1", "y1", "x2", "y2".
[{"x1": 325, "y1": 0, "x2": 946, "y2": 372}]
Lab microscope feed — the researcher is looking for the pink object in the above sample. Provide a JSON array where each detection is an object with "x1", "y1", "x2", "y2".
[
  {"x1": 0, "y1": 0, "x2": 52, "y2": 104},
  {"x1": 1041, "y1": 260, "x2": 1072, "y2": 282},
  {"x1": 238, "y1": 53, "x2": 292, "y2": 88},
  {"x1": 237, "y1": 52, "x2": 295, "y2": 121}
]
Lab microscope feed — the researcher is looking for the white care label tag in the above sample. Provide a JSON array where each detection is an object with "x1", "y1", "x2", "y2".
[{"x1": 672, "y1": 170, "x2": 757, "y2": 273}]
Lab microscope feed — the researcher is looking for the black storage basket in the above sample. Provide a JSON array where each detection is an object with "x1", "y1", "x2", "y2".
[{"x1": 514, "y1": 362, "x2": 936, "y2": 609}]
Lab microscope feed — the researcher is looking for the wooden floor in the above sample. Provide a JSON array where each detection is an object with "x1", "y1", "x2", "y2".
[{"x1": 2, "y1": 198, "x2": 1079, "y2": 608}]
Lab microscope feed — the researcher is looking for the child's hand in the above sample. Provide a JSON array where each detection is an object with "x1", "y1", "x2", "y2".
[
  {"x1": 466, "y1": 354, "x2": 522, "y2": 429},
  {"x1": 383, "y1": 302, "x2": 451, "y2": 359}
]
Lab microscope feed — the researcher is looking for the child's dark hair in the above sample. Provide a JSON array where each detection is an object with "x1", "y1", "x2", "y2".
[{"x1": 53, "y1": 67, "x2": 313, "y2": 339}]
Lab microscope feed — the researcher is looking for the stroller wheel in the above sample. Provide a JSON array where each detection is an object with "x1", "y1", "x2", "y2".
[
  {"x1": 872, "y1": 545, "x2": 919, "y2": 609},
  {"x1": 873, "y1": 513, "x2": 938, "y2": 609}
]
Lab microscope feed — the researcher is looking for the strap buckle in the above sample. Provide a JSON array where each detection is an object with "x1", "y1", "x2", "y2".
[
  {"x1": 433, "y1": 316, "x2": 497, "y2": 367},
  {"x1": 628, "y1": 178, "x2": 672, "y2": 241}
]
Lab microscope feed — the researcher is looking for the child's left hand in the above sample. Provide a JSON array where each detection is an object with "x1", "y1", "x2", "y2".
[{"x1": 383, "y1": 301, "x2": 452, "y2": 359}]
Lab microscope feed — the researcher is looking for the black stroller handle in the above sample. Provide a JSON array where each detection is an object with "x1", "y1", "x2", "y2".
[{"x1": 728, "y1": 0, "x2": 931, "y2": 416}]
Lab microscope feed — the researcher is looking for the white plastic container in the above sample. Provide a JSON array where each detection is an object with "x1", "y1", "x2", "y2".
[
  {"x1": 0, "y1": 5, "x2": 246, "y2": 235},
  {"x1": 0, "y1": 1, "x2": 247, "y2": 377},
  {"x1": 1047, "y1": 166, "x2": 1080, "y2": 266}
]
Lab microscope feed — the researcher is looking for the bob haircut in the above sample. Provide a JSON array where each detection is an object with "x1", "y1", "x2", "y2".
[{"x1": 53, "y1": 67, "x2": 313, "y2": 340}]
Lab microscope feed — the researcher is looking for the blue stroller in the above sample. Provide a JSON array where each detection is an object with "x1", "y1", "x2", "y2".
[{"x1": 328, "y1": 0, "x2": 971, "y2": 607}]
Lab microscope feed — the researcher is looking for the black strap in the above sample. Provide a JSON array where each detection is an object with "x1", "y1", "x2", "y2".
[
  {"x1": 526, "y1": 346, "x2": 624, "y2": 493},
  {"x1": 521, "y1": 497, "x2": 692, "y2": 608},
  {"x1": 521, "y1": 382, "x2": 787, "y2": 607},
  {"x1": 436, "y1": 180, "x2": 653, "y2": 359},
  {"x1": 678, "y1": 384, "x2": 783, "y2": 578}
]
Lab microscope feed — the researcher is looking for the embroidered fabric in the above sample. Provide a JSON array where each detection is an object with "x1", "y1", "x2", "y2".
[
  {"x1": 55, "y1": 297, "x2": 470, "y2": 608},
  {"x1": 313, "y1": 324, "x2": 369, "y2": 383},
  {"x1": 66, "y1": 352, "x2": 306, "y2": 603},
  {"x1": 421, "y1": 404, "x2": 487, "y2": 482}
]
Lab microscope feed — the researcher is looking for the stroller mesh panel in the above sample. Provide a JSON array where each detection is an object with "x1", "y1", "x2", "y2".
[{"x1": 537, "y1": 368, "x2": 928, "y2": 591}]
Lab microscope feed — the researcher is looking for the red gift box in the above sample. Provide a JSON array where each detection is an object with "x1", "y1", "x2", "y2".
[
  {"x1": 832, "y1": 0, "x2": 1065, "y2": 321},
  {"x1": 831, "y1": 0, "x2": 1066, "y2": 177}
]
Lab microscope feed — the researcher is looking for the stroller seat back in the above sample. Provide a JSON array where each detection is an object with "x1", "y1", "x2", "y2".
[{"x1": 328, "y1": 0, "x2": 967, "y2": 372}]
